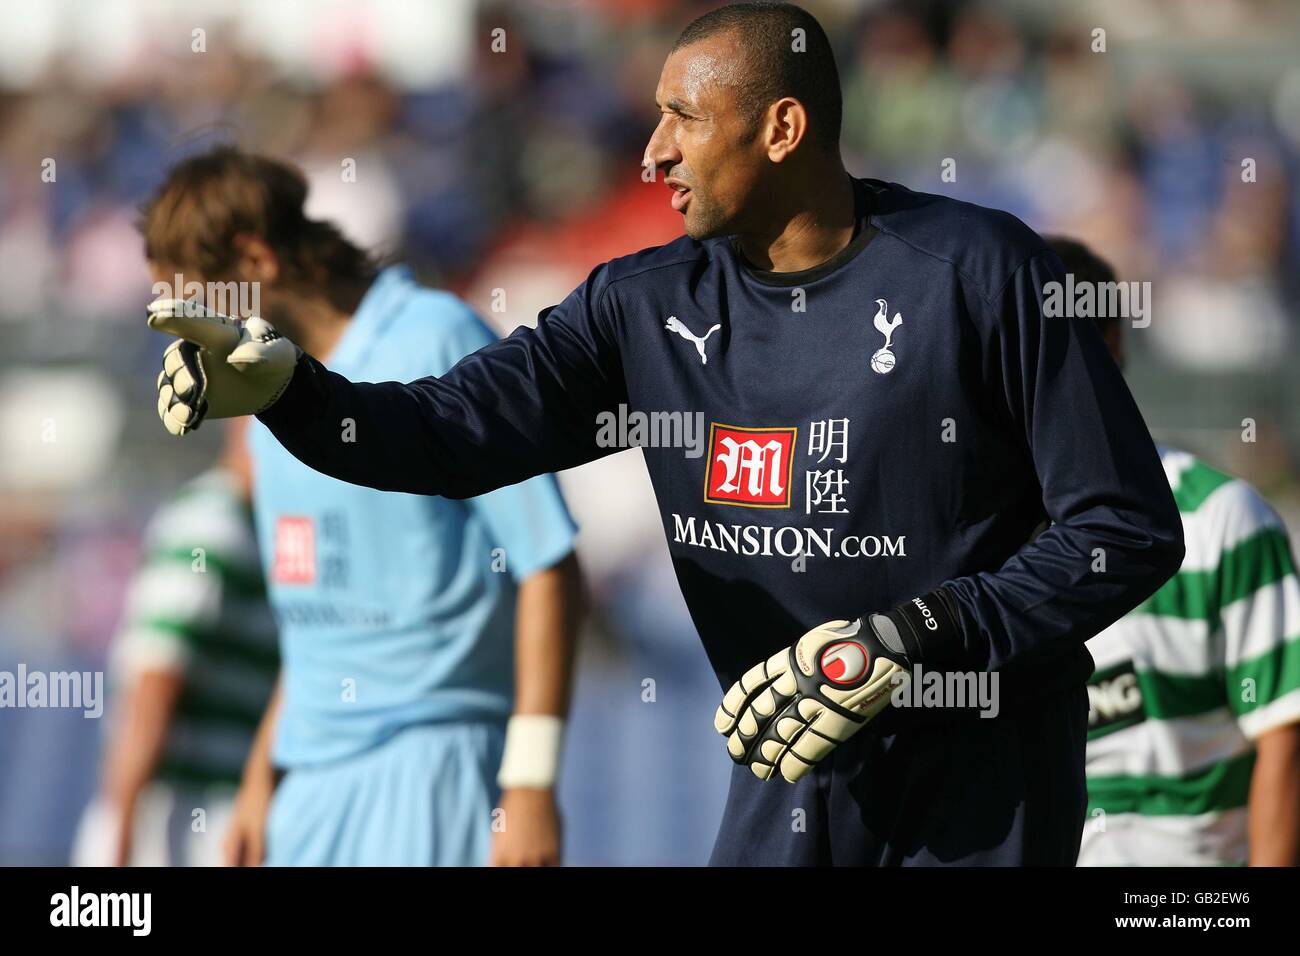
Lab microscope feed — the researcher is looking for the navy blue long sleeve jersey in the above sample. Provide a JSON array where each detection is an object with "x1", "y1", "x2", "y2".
[{"x1": 260, "y1": 178, "x2": 1184, "y2": 705}]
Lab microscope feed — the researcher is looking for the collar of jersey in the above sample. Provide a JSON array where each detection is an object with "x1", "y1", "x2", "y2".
[
  {"x1": 329, "y1": 264, "x2": 419, "y2": 370},
  {"x1": 730, "y1": 176, "x2": 878, "y2": 288}
]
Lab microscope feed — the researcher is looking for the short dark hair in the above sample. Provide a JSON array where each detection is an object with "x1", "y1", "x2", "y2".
[
  {"x1": 1044, "y1": 236, "x2": 1119, "y2": 335},
  {"x1": 672, "y1": 2, "x2": 842, "y2": 152}
]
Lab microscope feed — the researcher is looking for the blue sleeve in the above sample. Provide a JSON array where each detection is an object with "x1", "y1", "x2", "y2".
[
  {"x1": 469, "y1": 476, "x2": 577, "y2": 582},
  {"x1": 420, "y1": 304, "x2": 578, "y2": 582},
  {"x1": 258, "y1": 264, "x2": 627, "y2": 499},
  {"x1": 939, "y1": 252, "x2": 1185, "y2": 672}
]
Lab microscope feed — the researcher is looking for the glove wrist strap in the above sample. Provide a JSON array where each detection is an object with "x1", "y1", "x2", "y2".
[
  {"x1": 256, "y1": 354, "x2": 319, "y2": 430},
  {"x1": 862, "y1": 586, "x2": 962, "y2": 669}
]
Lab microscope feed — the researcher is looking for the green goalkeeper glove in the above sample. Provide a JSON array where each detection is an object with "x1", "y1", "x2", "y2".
[{"x1": 148, "y1": 298, "x2": 300, "y2": 437}]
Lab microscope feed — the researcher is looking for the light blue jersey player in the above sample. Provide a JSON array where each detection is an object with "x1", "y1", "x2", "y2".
[
  {"x1": 245, "y1": 265, "x2": 579, "y2": 866},
  {"x1": 141, "y1": 149, "x2": 581, "y2": 866}
]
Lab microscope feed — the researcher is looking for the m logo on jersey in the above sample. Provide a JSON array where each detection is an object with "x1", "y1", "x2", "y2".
[
  {"x1": 704, "y1": 423, "x2": 797, "y2": 508},
  {"x1": 1086, "y1": 660, "x2": 1146, "y2": 740},
  {"x1": 273, "y1": 516, "x2": 316, "y2": 585}
]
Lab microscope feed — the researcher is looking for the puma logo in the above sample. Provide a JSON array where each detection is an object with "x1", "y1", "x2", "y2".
[{"x1": 664, "y1": 316, "x2": 722, "y2": 365}]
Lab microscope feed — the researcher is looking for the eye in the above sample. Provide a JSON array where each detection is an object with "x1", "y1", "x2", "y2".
[{"x1": 657, "y1": 106, "x2": 695, "y2": 123}]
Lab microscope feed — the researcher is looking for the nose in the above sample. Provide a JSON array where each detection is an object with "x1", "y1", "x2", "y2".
[{"x1": 643, "y1": 117, "x2": 682, "y2": 182}]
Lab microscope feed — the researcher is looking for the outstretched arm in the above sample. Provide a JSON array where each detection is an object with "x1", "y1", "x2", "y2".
[
  {"x1": 259, "y1": 284, "x2": 625, "y2": 498},
  {"x1": 150, "y1": 266, "x2": 627, "y2": 497}
]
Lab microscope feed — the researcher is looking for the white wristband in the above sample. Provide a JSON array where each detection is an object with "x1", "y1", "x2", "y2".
[{"x1": 497, "y1": 714, "x2": 565, "y2": 789}]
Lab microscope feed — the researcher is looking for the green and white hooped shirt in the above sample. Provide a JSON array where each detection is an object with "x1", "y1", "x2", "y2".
[
  {"x1": 1080, "y1": 448, "x2": 1300, "y2": 865},
  {"x1": 110, "y1": 469, "x2": 279, "y2": 789}
]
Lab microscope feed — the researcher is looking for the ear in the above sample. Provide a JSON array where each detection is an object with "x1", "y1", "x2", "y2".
[
  {"x1": 232, "y1": 234, "x2": 280, "y2": 285},
  {"x1": 765, "y1": 96, "x2": 809, "y2": 163}
]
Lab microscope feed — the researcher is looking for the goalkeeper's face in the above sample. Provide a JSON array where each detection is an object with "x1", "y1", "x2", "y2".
[{"x1": 646, "y1": 35, "x2": 771, "y2": 242}]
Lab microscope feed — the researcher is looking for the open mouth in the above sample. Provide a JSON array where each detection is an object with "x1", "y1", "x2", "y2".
[{"x1": 669, "y1": 182, "x2": 692, "y2": 212}]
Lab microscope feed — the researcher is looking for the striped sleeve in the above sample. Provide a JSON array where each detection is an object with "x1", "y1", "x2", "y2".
[
  {"x1": 112, "y1": 557, "x2": 223, "y2": 675},
  {"x1": 1210, "y1": 481, "x2": 1300, "y2": 738},
  {"x1": 112, "y1": 478, "x2": 254, "y2": 678}
]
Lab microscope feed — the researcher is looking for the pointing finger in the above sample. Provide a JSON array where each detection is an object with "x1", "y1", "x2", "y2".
[{"x1": 147, "y1": 298, "x2": 241, "y2": 352}]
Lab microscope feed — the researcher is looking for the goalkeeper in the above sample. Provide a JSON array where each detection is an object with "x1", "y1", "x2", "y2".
[{"x1": 148, "y1": 3, "x2": 1183, "y2": 865}]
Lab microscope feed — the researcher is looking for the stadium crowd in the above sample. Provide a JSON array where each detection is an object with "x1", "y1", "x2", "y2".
[{"x1": 0, "y1": 0, "x2": 1297, "y2": 863}]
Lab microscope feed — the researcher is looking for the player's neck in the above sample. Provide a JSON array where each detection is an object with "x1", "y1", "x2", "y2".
[
  {"x1": 302, "y1": 314, "x2": 349, "y2": 364},
  {"x1": 283, "y1": 278, "x2": 371, "y2": 363},
  {"x1": 736, "y1": 167, "x2": 856, "y2": 273}
]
